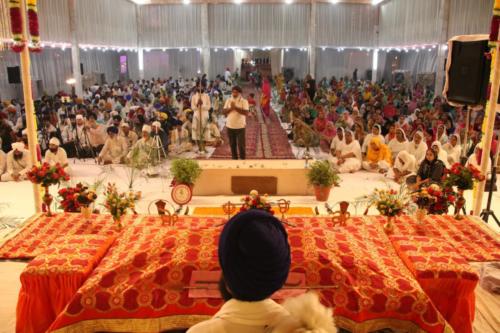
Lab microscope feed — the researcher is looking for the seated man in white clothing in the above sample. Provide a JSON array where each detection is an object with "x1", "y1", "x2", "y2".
[
  {"x1": 44, "y1": 137, "x2": 70, "y2": 173},
  {"x1": 187, "y1": 210, "x2": 336, "y2": 333},
  {"x1": 330, "y1": 130, "x2": 361, "y2": 173},
  {"x1": 99, "y1": 126, "x2": 128, "y2": 165},
  {"x1": 1, "y1": 142, "x2": 32, "y2": 182}
]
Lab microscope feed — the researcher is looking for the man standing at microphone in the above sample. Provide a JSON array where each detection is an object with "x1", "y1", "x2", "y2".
[
  {"x1": 223, "y1": 86, "x2": 249, "y2": 160},
  {"x1": 191, "y1": 82, "x2": 211, "y2": 154}
]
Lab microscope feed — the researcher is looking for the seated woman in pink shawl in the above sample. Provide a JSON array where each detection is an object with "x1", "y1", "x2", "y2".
[{"x1": 261, "y1": 76, "x2": 272, "y2": 118}]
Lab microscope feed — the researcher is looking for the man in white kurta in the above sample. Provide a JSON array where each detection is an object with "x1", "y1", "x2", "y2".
[
  {"x1": 99, "y1": 126, "x2": 128, "y2": 164},
  {"x1": 44, "y1": 137, "x2": 70, "y2": 174},
  {"x1": 191, "y1": 84, "x2": 211, "y2": 152},
  {"x1": 119, "y1": 123, "x2": 138, "y2": 149},
  {"x1": 330, "y1": 130, "x2": 362, "y2": 173},
  {"x1": 128, "y1": 125, "x2": 154, "y2": 163},
  {"x1": 1, "y1": 142, "x2": 32, "y2": 182}
]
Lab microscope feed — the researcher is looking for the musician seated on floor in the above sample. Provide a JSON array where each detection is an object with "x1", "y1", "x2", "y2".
[
  {"x1": 1, "y1": 142, "x2": 32, "y2": 182},
  {"x1": 44, "y1": 137, "x2": 70, "y2": 174},
  {"x1": 98, "y1": 126, "x2": 128, "y2": 165},
  {"x1": 187, "y1": 210, "x2": 337, "y2": 333}
]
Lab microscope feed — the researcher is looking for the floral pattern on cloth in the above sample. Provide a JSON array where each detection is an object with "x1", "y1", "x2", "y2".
[
  {"x1": 49, "y1": 224, "x2": 449, "y2": 333},
  {"x1": 17, "y1": 235, "x2": 116, "y2": 333},
  {"x1": 0, "y1": 213, "x2": 131, "y2": 259},
  {"x1": 389, "y1": 235, "x2": 479, "y2": 333}
]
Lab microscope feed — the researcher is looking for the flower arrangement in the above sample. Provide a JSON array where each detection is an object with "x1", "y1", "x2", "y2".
[
  {"x1": 58, "y1": 183, "x2": 97, "y2": 212},
  {"x1": 426, "y1": 184, "x2": 456, "y2": 215},
  {"x1": 27, "y1": 163, "x2": 70, "y2": 187},
  {"x1": 364, "y1": 187, "x2": 411, "y2": 217},
  {"x1": 240, "y1": 190, "x2": 274, "y2": 214},
  {"x1": 26, "y1": 0, "x2": 41, "y2": 52},
  {"x1": 8, "y1": 0, "x2": 25, "y2": 52},
  {"x1": 103, "y1": 183, "x2": 138, "y2": 226},
  {"x1": 411, "y1": 187, "x2": 437, "y2": 209},
  {"x1": 444, "y1": 163, "x2": 486, "y2": 191}
]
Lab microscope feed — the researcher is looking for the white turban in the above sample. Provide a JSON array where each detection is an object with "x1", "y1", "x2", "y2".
[
  {"x1": 142, "y1": 125, "x2": 152, "y2": 133},
  {"x1": 152, "y1": 121, "x2": 161, "y2": 128},
  {"x1": 49, "y1": 137, "x2": 60, "y2": 146},
  {"x1": 12, "y1": 142, "x2": 24, "y2": 151},
  {"x1": 76, "y1": 114, "x2": 84, "y2": 120}
]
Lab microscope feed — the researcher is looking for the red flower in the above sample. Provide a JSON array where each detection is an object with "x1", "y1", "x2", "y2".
[{"x1": 447, "y1": 195, "x2": 456, "y2": 203}]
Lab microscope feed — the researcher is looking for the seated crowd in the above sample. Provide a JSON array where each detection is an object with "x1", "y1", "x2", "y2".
[
  {"x1": 0, "y1": 75, "x2": 235, "y2": 181},
  {"x1": 280, "y1": 74, "x2": 499, "y2": 186}
]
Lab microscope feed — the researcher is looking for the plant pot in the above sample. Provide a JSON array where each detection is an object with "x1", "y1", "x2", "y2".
[
  {"x1": 313, "y1": 185, "x2": 332, "y2": 202},
  {"x1": 81, "y1": 205, "x2": 92, "y2": 219}
]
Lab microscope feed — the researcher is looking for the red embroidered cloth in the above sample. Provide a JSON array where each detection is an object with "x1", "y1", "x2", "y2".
[
  {"x1": 0, "y1": 213, "x2": 132, "y2": 259},
  {"x1": 48, "y1": 223, "x2": 450, "y2": 333},
  {"x1": 17, "y1": 235, "x2": 116, "y2": 333},
  {"x1": 390, "y1": 235, "x2": 479, "y2": 333}
]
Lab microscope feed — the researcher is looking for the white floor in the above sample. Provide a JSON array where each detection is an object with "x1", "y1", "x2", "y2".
[{"x1": 0, "y1": 160, "x2": 499, "y2": 332}]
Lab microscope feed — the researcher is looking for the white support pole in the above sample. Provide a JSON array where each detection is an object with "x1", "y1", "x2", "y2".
[
  {"x1": 19, "y1": 0, "x2": 42, "y2": 212},
  {"x1": 308, "y1": 0, "x2": 317, "y2": 78},
  {"x1": 138, "y1": 48, "x2": 144, "y2": 80},
  {"x1": 136, "y1": 5, "x2": 144, "y2": 80},
  {"x1": 68, "y1": 0, "x2": 83, "y2": 97},
  {"x1": 435, "y1": 0, "x2": 450, "y2": 96},
  {"x1": 473, "y1": 36, "x2": 500, "y2": 216},
  {"x1": 372, "y1": 49, "x2": 379, "y2": 83},
  {"x1": 201, "y1": 3, "x2": 210, "y2": 79}
]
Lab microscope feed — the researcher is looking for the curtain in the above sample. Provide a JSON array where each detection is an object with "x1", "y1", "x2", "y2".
[
  {"x1": 316, "y1": 3, "x2": 377, "y2": 47},
  {"x1": 126, "y1": 51, "x2": 140, "y2": 81},
  {"x1": 316, "y1": 48, "x2": 373, "y2": 81},
  {"x1": 76, "y1": 0, "x2": 137, "y2": 47},
  {"x1": 379, "y1": 49, "x2": 438, "y2": 83},
  {"x1": 139, "y1": 5, "x2": 202, "y2": 48},
  {"x1": 38, "y1": 0, "x2": 71, "y2": 43},
  {"x1": 142, "y1": 49, "x2": 201, "y2": 80},
  {"x1": 447, "y1": 0, "x2": 493, "y2": 39},
  {"x1": 209, "y1": 49, "x2": 234, "y2": 79},
  {"x1": 379, "y1": 0, "x2": 441, "y2": 47},
  {"x1": 208, "y1": 4, "x2": 310, "y2": 48},
  {"x1": 283, "y1": 49, "x2": 309, "y2": 79}
]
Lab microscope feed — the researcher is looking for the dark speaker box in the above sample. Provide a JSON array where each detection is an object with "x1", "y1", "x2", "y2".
[
  {"x1": 283, "y1": 67, "x2": 294, "y2": 82},
  {"x1": 446, "y1": 39, "x2": 491, "y2": 105},
  {"x1": 7, "y1": 66, "x2": 21, "y2": 84},
  {"x1": 80, "y1": 63, "x2": 84, "y2": 75}
]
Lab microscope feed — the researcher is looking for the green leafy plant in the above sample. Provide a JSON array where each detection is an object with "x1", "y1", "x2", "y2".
[
  {"x1": 307, "y1": 160, "x2": 340, "y2": 187},
  {"x1": 125, "y1": 146, "x2": 149, "y2": 189},
  {"x1": 170, "y1": 158, "x2": 202, "y2": 185}
]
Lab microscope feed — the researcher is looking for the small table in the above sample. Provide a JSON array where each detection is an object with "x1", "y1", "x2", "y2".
[
  {"x1": 390, "y1": 235, "x2": 479, "y2": 333},
  {"x1": 17, "y1": 235, "x2": 115, "y2": 333}
]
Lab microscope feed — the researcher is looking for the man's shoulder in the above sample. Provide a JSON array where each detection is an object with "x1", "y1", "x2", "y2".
[{"x1": 186, "y1": 318, "x2": 224, "y2": 333}]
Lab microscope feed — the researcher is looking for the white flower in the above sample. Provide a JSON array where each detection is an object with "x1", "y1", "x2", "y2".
[{"x1": 249, "y1": 190, "x2": 259, "y2": 197}]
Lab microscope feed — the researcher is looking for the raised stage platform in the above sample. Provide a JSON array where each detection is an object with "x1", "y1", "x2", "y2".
[
  {"x1": 193, "y1": 160, "x2": 314, "y2": 196},
  {"x1": 1, "y1": 212, "x2": 499, "y2": 333}
]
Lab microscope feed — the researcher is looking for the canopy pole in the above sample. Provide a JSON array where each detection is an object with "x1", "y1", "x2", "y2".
[
  {"x1": 472, "y1": 27, "x2": 500, "y2": 216},
  {"x1": 19, "y1": 0, "x2": 41, "y2": 213}
]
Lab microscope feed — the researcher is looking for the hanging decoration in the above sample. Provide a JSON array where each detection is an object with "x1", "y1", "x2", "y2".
[
  {"x1": 8, "y1": 0, "x2": 25, "y2": 53},
  {"x1": 27, "y1": 0, "x2": 41, "y2": 53}
]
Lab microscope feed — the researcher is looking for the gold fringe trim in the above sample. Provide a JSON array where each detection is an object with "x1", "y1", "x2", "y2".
[
  {"x1": 50, "y1": 314, "x2": 211, "y2": 333},
  {"x1": 335, "y1": 316, "x2": 455, "y2": 333}
]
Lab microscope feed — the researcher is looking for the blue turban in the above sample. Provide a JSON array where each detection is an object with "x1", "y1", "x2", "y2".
[{"x1": 218, "y1": 210, "x2": 291, "y2": 302}]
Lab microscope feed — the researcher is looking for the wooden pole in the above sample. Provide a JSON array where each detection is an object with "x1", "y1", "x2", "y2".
[
  {"x1": 472, "y1": 28, "x2": 500, "y2": 216},
  {"x1": 19, "y1": 0, "x2": 42, "y2": 213}
]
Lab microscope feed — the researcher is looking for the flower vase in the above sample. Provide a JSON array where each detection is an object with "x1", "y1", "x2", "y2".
[
  {"x1": 81, "y1": 205, "x2": 92, "y2": 219},
  {"x1": 383, "y1": 216, "x2": 395, "y2": 234},
  {"x1": 455, "y1": 189, "x2": 466, "y2": 219},
  {"x1": 415, "y1": 208, "x2": 427, "y2": 224},
  {"x1": 113, "y1": 215, "x2": 123, "y2": 230},
  {"x1": 43, "y1": 186, "x2": 53, "y2": 217}
]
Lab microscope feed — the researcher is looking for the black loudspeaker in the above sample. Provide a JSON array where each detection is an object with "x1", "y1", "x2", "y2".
[
  {"x1": 445, "y1": 39, "x2": 490, "y2": 105},
  {"x1": 283, "y1": 67, "x2": 294, "y2": 82},
  {"x1": 80, "y1": 63, "x2": 84, "y2": 75},
  {"x1": 7, "y1": 66, "x2": 21, "y2": 84},
  {"x1": 366, "y1": 69, "x2": 373, "y2": 81}
]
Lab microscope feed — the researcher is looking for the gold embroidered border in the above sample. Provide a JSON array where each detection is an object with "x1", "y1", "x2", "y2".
[
  {"x1": 0, "y1": 213, "x2": 40, "y2": 248},
  {"x1": 335, "y1": 316, "x2": 455, "y2": 333},
  {"x1": 51, "y1": 314, "x2": 211, "y2": 333}
]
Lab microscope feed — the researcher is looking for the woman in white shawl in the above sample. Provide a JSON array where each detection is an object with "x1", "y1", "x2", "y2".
[
  {"x1": 362, "y1": 124, "x2": 384, "y2": 154},
  {"x1": 330, "y1": 130, "x2": 361, "y2": 173},
  {"x1": 466, "y1": 144, "x2": 491, "y2": 177},
  {"x1": 436, "y1": 124, "x2": 448, "y2": 145},
  {"x1": 387, "y1": 151, "x2": 417, "y2": 184},
  {"x1": 388, "y1": 128, "x2": 408, "y2": 159},
  {"x1": 431, "y1": 141, "x2": 450, "y2": 168},
  {"x1": 330, "y1": 127, "x2": 345, "y2": 157},
  {"x1": 443, "y1": 134, "x2": 462, "y2": 166},
  {"x1": 407, "y1": 131, "x2": 428, "y2": 165}
]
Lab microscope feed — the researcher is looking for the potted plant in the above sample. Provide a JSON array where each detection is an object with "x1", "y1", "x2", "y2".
[
  {"x1": 170, "y1": 158, "x2": 202, "y2": 188},
  {"x1": 306, "y1": 160, "x2": 340, "y2": 201}
]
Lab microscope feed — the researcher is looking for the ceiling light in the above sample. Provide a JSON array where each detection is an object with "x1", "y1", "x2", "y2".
[
  {"x1": 285, "y1": 0, "x2": 293, "y2": 4},
  {"x1": 234, "y1": 0, "x2": 242, "y2": 4},
  {"x1": 182, "y1": 0, "x2": 190, "y2": 4},
  {"x1": 372, "y1": 0, "x2": 383, "y2": 5},
  {"x1": 130, "y1": 0, "x2": 150, "y2": 5},
  {"x1": 330, "y1": 0, "x2": 339, "y2": 3}
]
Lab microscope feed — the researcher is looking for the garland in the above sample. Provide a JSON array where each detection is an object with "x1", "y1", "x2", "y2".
[
  {"x1": 26, "y1": 0, "x2": 41, "y2": 52},
  {"x1": 8, "y1": 0, "x2": 25, "y2": 52}
]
